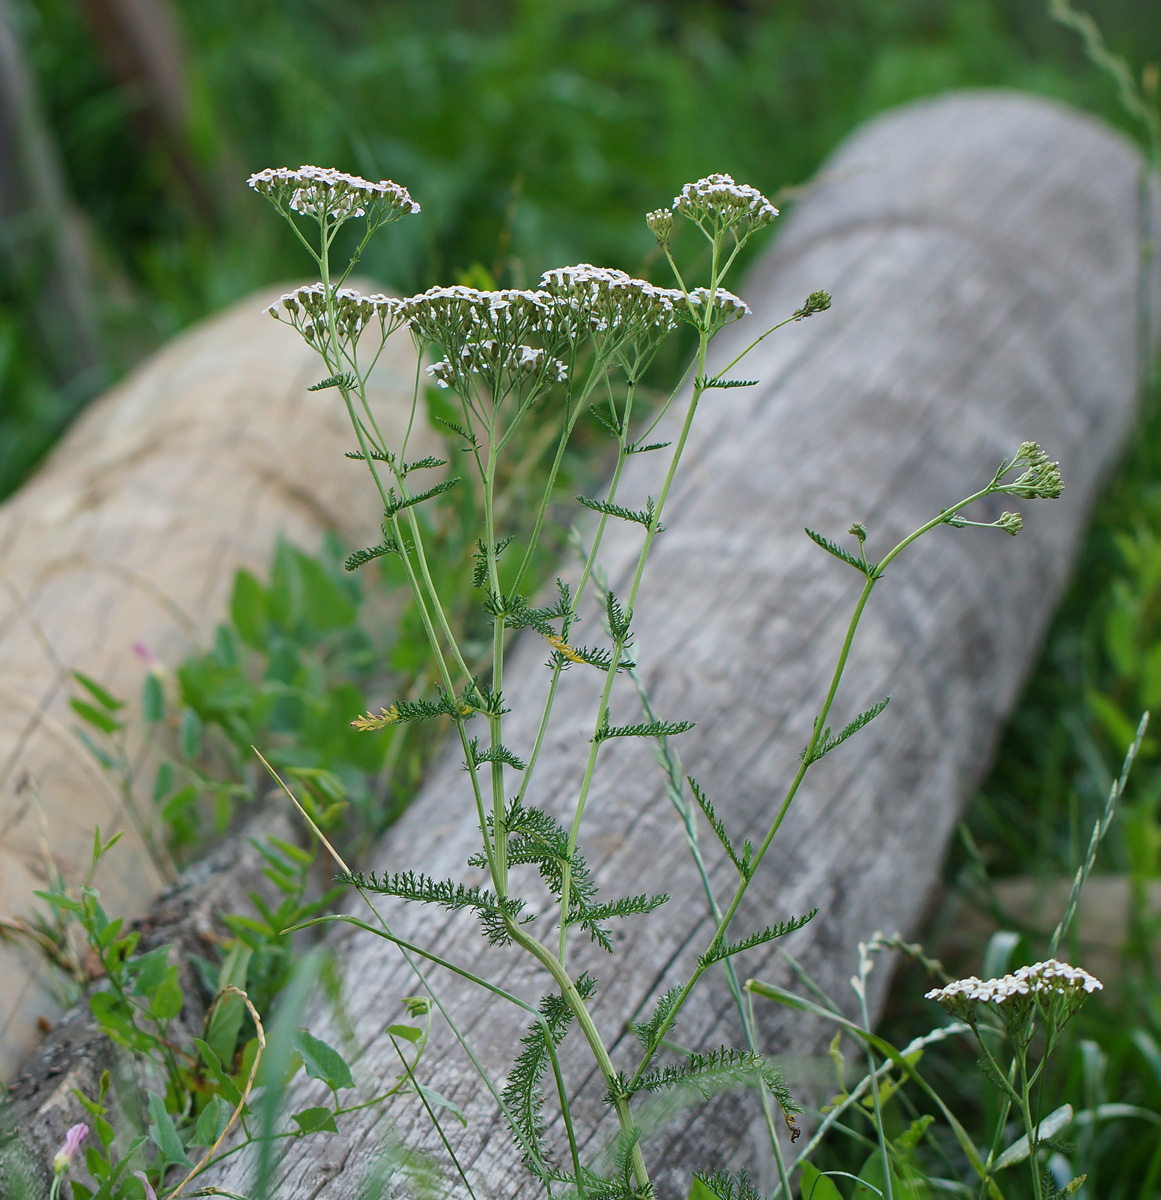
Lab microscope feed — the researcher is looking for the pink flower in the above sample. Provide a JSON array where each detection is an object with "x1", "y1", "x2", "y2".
[
  {"x1": 133, "y1": 1171, "x2": 158, "y2": 1200},
  {"x1": 52, "y1": 1124, "x2": 88, "y2": 1173}
]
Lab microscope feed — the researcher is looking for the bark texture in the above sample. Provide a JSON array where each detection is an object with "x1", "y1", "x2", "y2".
[
  {"x1": 0, "y1": 285, "x2": 432, "y2": 1080},
  {"x1": 198, "y1": 91, "x2": 1160, "y2": 1198}
]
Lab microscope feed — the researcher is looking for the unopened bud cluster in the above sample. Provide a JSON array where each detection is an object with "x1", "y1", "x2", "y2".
[
  {"x1": 995, "y1": 510, "x2": 1023, "y2": 536},
  {"x1": 1003, "y1": 442, "x2": 1064, "y2": 500},
  {"x1": 267, "y1": 284, "x2": 404, "y2": 346},
  {"x1": 645, "y1": 207, "x2": 674, "y2": 244},
  {"x1": 794, "y1": 290, "x2": 832, "y2": 321},
  {"x1": 247, "y1": 165, "x2": 420, "y2": 224}
]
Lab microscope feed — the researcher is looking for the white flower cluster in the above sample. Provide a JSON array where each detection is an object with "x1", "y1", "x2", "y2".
[
  {"x1": 266, "y1": 283, "x2": 404, "y2": 345},
  {"x1": 247, "y1": 166, "x2": 420, "y2": 223},
  {"x1": 672, "y1": 173, "x2": 779, "y2": 232},
  {"x1": 682, "y1": 286, "x2": 752, "y2": 326},
  {"x1": 538, "y1": 264, "x2": 686, "y2": 340},
  {"x1": 402, "y1": 285, "x2": 549, "y2": 347},
  {"x1": 926, "y1": 959, "x2": 1102, "y2": 1011},
  {"x1": 425, "y1": 341, "x2": 568, "y2": 389}
]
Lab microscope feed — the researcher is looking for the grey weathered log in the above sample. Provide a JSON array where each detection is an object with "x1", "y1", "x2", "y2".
[{"x1": 199, "y1": 91, "x2": 1160, "y2": 1198}]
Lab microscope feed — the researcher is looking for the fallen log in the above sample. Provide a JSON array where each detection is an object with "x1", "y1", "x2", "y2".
[
  {"x1": 0, "y1": 284, "x2": 432, "y2": 1081},
  {"x1": 191, "y1": 90, "x2": 1159, "y2": 1198}
]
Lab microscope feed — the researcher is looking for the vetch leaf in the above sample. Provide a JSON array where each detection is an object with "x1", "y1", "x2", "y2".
[
  {"x1": 194, "y1": 1094, "x2": 232, "y2": 1148},
  {"x1": 72, "y1": 671, "x2": 125, "y2": 712},
  {"x1": 142, "y1": 672, "x2": 165, "y2": 723},
  {"x1": 295, "y1": 1029, "x2": 354, "y2": 1091},
  {"x1": 230, "y1": 570, "x2": 269, "y2": 649},
  {"x1": 146, "y1": 1090, "x2": 192, "y2": 1167},
  {"x1": 70, "y1": 699, "x2": 122, "y2": 735},
  {"x1": 292, "y1": 1106, "x2": 339, "y2": 1134},
  {"x1": 149, "y1": 966, "x2": 183, "y2": 1021}
]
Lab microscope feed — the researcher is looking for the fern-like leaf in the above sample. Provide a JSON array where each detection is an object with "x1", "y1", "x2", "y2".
[
  {"x1": 577, "y1": 494, "x2": 663, "y2": 532},
  {"x1": 465, "y1": 737, "x2": 526, "y2": 771},
  {"x1": 697, "y1": 376, "x2": 759, "y2": 390},
  {"x1": 594, "y1": 718, "x2": 694, "y2": 743},
  {"x1": 545, "y1": 639, "x2": 635, "y2": 674},
  {"x1": 636, "y1": 1047, "x2": 796, "y2": 1110},
  {"x1": 632, "y1": 985, "x2": 684, "y2": 1052},
  {"x1": 626, "y1": 439, "x2": 671, "y2": 455},
  {"x1": 339, "y1": 870, "x2": 523, "y2": 946},
  {"x1": 344, "y1": 531, "x2": 401, "y2": 571},
  {"x1": 344, "y1": 447, "x2": 394, "y2": 463},
  {"x1": 803, "y1": 697, "x2": 890, "y2": 764},
  {"x1": 402, "y1": 455, "x2": 447, "y2": 475},
  {"x1": 471, "y1": 536, "x2": 515, "y2": 588},
  {"x1": 804, "y1": 526, "x2": 872, "y2": 575},
  {"x1": 576, "y1": 892, "x2": 668, "y2": 950},
  {"x1": 591, "y1": 404, "x2": 622, "y2": 439},
  {"x1": 433, "y1": 415, "x2": 478, "y2": 446},
  {"x1": 688, "y1": 777, "x2": 753, "y2": 879},
  {"x1": 309, "y1": 372, "x2": 356, "y2": 391},
  {"x1": 698, "y1": 909, "x2": 818, "y2": 967},
  {"x1": 691, "y1": 1169, "x2": 763, "y2": 1200},
  {"x1": 501, "y1": 976, "x2": 596, "y2": 1179},
  {"x1": 384, "y1": 477, "x2": 460, "y2": 518},
  {"x1": 605, "y1": 589, "x2": 631, "y2": 642}
]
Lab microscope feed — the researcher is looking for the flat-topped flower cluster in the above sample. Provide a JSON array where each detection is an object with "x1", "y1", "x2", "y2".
[
  {"x1": 247, "y1": 165, "x2": 420, "y2": 223},
  {"x1": 673, "y1": 172, "x2": 780, "y2": 231},
  {"x1": 926, "y1": 959, "x2": 1101, "y2": 1007},
  {"x1": 265, "y1": 267, "x2": 753, "y2": 393},
  {"x1": 265, "y1": 283, "x2": 404, "y2": 346},
  {"x1": 927, "y1": 959, "x2": 1101, "y2": 1038}
]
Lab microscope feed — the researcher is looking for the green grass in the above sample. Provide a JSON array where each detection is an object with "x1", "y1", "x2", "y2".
[{"x1": 4, "y1": 0, "x2": 1157, "y2": 497}]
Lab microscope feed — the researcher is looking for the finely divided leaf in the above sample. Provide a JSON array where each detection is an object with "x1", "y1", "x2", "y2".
[
  {"x1": 699, "y1": 910, "x2": 819, "y2": 967},
  {"x1": 804, "y1": 526, "x2": 871, "y2": 575}
]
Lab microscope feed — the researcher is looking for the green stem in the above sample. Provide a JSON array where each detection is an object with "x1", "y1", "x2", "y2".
[
  {"x1": 631, "y1": 482, "x2": 999, "y2": 1084},
  {"x1": 558, "y1": 341, "x2": 709, "y2": 964},
  {"x1": 507, "y1": 922, "x2": 652, "y2": 1196}
]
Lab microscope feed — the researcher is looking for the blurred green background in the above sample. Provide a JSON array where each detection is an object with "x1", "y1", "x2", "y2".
[
  {"x1": 5, "y1": 0, "x2": 1161, "y2": 1192},
  {"x1": 1, "y1": 0, "x2": 1157, "y2": 499}
]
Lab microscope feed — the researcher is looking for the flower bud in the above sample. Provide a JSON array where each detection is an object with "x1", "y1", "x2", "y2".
[
  {"x1": 645, "y1": 208, "x2": 674, "y2": 246},
  {"x1": 53, "y1": 1125, "x2": 88, "y2": 1175}
]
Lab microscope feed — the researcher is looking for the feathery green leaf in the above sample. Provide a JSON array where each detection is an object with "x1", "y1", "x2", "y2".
[
  {"x1": 804, "y1": 526, "x2": 873, "y2": 575},
  {"x1": 699, "y1": 910, "x2": 818, "y2": 967},
  {"x1": 577, "y1": 494, "x2": 663, "y2": 532},
  {"x1": 594, "y1": 718, "x2": 694, "y2": 743},
  {"x1": 803, "y1": 697, "x2": 890, "y2": 764}
]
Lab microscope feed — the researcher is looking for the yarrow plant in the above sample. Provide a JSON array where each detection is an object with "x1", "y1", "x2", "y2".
[
  {"x1": 243, "y1": 162, "x2": 1069, "y2": 1198},
  {"x1": 927, "y1": 963, "x2": 1102, "y2": 1200}
]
